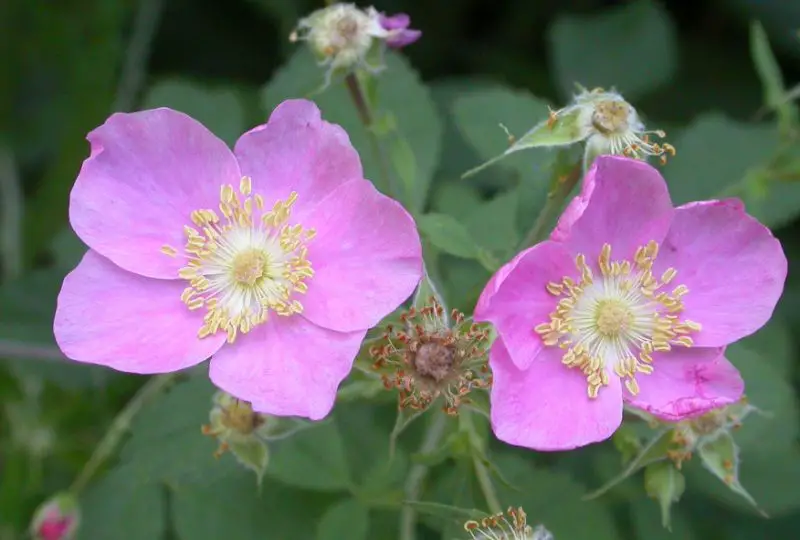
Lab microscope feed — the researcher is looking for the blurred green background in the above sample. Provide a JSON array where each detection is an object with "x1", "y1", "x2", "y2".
[{"x1": 1, "y1": 0, "x2": 800, "y2": 539}]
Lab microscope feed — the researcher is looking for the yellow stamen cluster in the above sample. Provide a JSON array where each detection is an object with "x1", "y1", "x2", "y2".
[
  {"x1": 162, "y1": 176, "x2": 315, "y2": 343},
  {"x1": 370, "y1": 297, "x2": 491, "y2": 415},
  {"x1": 464, "y1": 507, "x2": 545, "y2": 540},
  {"x1": 534, "y1": 241, "x2": 701, "y2": 398}
]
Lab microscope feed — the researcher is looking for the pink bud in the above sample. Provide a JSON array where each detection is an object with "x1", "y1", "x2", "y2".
[{"x1": 29, "y1": 493, "x2": 80, "y2": 540}]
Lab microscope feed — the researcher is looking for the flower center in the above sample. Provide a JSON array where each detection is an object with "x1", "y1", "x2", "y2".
[
  {"x1": 591, "y1": 99, "x2": 631, "y2": 134},
  {"x1": 162, "y1": 176, "x2": 315, "y2": 343},
  {"x1": 534, "y1": 241, "x2": 701, "y2": 398},
  {"x1": 414, "y1": 342, "x2": 456, "y2": 383},
  {"x1": 595, "y1": 300, "x2": 632, "y2": 336}
]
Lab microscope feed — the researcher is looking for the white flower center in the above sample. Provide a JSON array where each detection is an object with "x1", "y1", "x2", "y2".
[
  {"x1": 535, "y1": 241, "x2": 701, "y2": 398},
  {"x1": 162, "y1": 177, "x2": 315, "y2": 343}
]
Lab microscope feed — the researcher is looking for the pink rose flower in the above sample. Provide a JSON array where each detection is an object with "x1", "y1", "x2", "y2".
[
  {"x1": 476, "y1": 155, "x2": 786, "y2": 450},
  {"x1": 54, "y1": 99, "x2": 422, "y2": 420}
]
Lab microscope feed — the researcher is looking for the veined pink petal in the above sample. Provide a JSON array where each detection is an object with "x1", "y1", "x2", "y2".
[
  {"x1": 54, "y1": 250, "x2": 225, "y2": 373},
  {"x1": 626, "y1": 347, "x2": 742, "y2": 421},
  {"x1": 475, "y1": 241, "x2": 575, "y2": 370},
  {"x1": 651, "y1": 199, "x2": 787, "y2": 347},
  {"x1": 551, "y1": 167, "x2": 596, "y2": 242},
  {"x1": 69, "y1": 108, "x2": 241, "y2": 279},
  {"x1": 234, "y1": 99, "x2": 363, "y2": 222},
  {"x1": 209, "y1": 316, "x2": 365, "y2": 420},
  {"x1": 474, "y1": 250, "x2": 527, "y2": 315},
  {"x1": 557, "y1": 156, "x2": 674, "y2": 262},
  {"x1": 490, "y1": 340, "x2": 623, "y2": 451},
  {"x1": 298, "y1": 179, "x2": 422, "y2": 332}
]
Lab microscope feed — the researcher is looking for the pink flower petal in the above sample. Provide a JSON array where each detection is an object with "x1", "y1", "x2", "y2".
[
  {"x1": 474, "y1": 241, "x2": 575, "y2": 370},
  {"x1": 474, "y1": 250, "x2": 526, "y2": 315},
  {"x1": 651, "y1": 199, "x2": 787, "y2": 347},
  {"x1": 626, "y1": 347, "x2": 742, "y2": 421},
  {"x1": 234, "y1": 99, "x2": 363, "y2": 222},
  {"x1": 551, "y1": 168, "x2": 596, "y2": 242},
  {"x1": 70, "y1": 109, "x2": 241, "y2": 279},
  {"x1": 54, "y1": 250, "x2": 225, "y2": 373},
  {"x1": 490, "y1": 340, "x2": 623, "y2": 451},
  {"x1": 298, "y1": 179, "x2": 422, "y2": 332},
  {"x1": 208, "y1": 316, "x2": 365, "y2": 420},
  {"x1": 557, "y1": 156, "x2": 674, "y2": 261}
]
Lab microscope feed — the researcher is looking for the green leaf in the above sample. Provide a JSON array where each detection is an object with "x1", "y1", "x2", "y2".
[
  {"x1": 661, "y1": 114, "x2": 800, "y2": 228},
  {"x1": 262, "y1": 49, "x2": 443, "y2": 212},
  {"x1": 464, "y1": 188, "x2": 521, "y2": 259},
  {"x1": 228, "y1": 438, "x2": 269, "y2": 487},
  {"x1": 548, "y1": 0, "x2": 678, "y2": 99},
  {"x1": 389, "y1": 133, "x2": 418, "y2": 208},
  {"x1": 78, "y1": 464, "x2": 166, "y2": 540},
  {"x1": 493, "y1": 453, "x2": 621, "y2": 540},
  {"x1": 584, "y1": 427, "x2": 673, "y2": 500},
  {"x1": 401, "y1": 500, "x2": 486, "y2": 522},
  {"x1": 686, "y1": 447, "x2": 800, "y2": 516},
  {"x1": 389, "y1": 407, "x2": 427, "y2": 463},
  {"x1": 750, "y1": 21, "x2": 798, "y2": 132},
  {"x1": 417, "y1": 214, "x2": 481, "y2": 260},
  {"x1": 118, "y1": 374, "x2": 229, "y2": 488},
  {"x1": 316, "y1": 499, "x2": 370, "y2": 540},
  {"x1": 267, "y1": 419, "x2": 352, "y2": 492},
  {"x1": 697, "y1": 433, "x2": 762, "y2": 513},
  {"x1": 171, "y1": 467, "x2": 333, "y2": 540},
  {"x1": 725, "y1": 344, "x2": 799, "y2": 453},
  {"x1": 644, "y1": 461, "x2": 685, "y2": 530},
  {"x1": 141, "y1": 79, "x2": 245, "y2": 146},
  {"x1": 450, "y1": 87, "x2": 554, "y2": 229}
]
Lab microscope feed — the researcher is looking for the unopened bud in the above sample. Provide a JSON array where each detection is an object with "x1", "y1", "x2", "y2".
[{"x1": 29, "y1": 492, "x2": 80, "y2": 540}]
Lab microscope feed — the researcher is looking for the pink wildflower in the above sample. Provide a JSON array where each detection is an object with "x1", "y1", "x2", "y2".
[
  {"x1": 53, "y1": 99, "x2": 422, "y2": 420},
  {"x1": 475, "y1": 155, "x2": 786, "y2": 450}
]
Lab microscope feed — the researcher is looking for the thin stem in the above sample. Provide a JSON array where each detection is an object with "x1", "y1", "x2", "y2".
[
  {"x1": 0, "y1": 145, "x2": 22, "y2": 281},
  {"x1": 69, "y1": 373, "x2": 177, "y2": 494},
  {"x1": 0, "y1": 340, "x2": 67, "y2": 362},
  {"x1": 460, "y1": 411, "x2": 503, "y2": 515},
  {"x1": 343, "y1": 72, "x2": 395, "y2": 198},
  {"x1": 473, "y1": 454, "x2": 503, "y2": 515},
  {"x1": 519, "y1": 164, "x2": 581, "y2": 249},
  {"x1": 113, "y1": 0, "x2": 165, "y2": 112},
  {"x1": 399, "y1": 411, "x2": 449, "y2": 540}
]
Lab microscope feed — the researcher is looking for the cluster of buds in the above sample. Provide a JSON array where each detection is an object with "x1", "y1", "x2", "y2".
[
  {"x1": 370, "y1": 296, "x2": 492, "y2": 415},
  {"x1": 29, "y1": 493, "x2": 80, "y2": 540},
  {"x1": 463, "y1": 507, "x2": 553, "y2": 540},
  {"x1": 290, "y1": 3, "x2": 420, "y2": 86},
  {"x1": 201, "y1": 391, "x2": 313, "y2": 484}
]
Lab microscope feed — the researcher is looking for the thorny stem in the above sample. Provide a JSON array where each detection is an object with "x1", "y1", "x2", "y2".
[
  {"x1": 343, "y1": 72, "x2": 396, "y2": 199},
  {"x1": 461, "y1": 410, "x2": 503, "y2": 515},
  {"x1": 69, "y1": 373, "x2": 178, "y2": 494},
  {"x1": 400, "y1": 411, "x2": 449, "y2": 540},
  {"x1": 519, "y1": 164, "x2": 582, "y2": 250}
]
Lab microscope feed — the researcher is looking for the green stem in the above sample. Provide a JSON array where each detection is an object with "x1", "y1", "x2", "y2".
[
  {"x1": 343, "y1": 72, "x2": 395, "y2": 198},
  {"x1": 519, "y1": 164, "x2": 581, "y2": 250},
  {"x1": 69, "y1": 373, "x2": 177, "y2": 494},
  {"x1": 0, "y1": 145, "x2": 22, "y2": 281},
  {"x1": 460, "y1": 411, "x2": 502, "y2": 515},
  {"x1": 400, "y1": 411, "x2": 449, "y2": 540}
]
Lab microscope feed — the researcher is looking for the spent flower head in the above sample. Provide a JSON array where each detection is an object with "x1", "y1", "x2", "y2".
[
  {"x1": 476, "y1": 156, "x2": 786, "y2": 450},
  {"x1": 464, "y1": 507, "x2": 553, "y2": 540},
  {"x1": 290, "y1": 3, "x2": 420, "y2": 86},
  {"x1": 370, "y1": 296, "x2": 491, "y2": 414},
  {"x1": 53, "y1": 99, "x2": 422, "y2": 421}
]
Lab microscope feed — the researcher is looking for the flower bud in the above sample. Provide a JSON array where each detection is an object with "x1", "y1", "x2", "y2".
[{"x1": 29, "y1": 492, "x2": 80, "y2": 540}]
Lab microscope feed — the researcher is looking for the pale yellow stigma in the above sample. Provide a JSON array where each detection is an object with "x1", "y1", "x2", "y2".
[
  {"x1": 162, "y1": 177, "x2": 315, "y2": 344},
  {"x1": 591, "y1": 100, "x2": 632, "y2": 135},
  {"x1": 534, "y1": 241, "x2": 702, "y2": 398}
]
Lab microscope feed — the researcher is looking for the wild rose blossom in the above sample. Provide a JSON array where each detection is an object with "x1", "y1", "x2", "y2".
[
  {"x1": 53, "y1": 99, "x2": 422, "y2": 420},
  {"x1": 476, "y1": 155, "x2": 786, "y2": 450}
]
